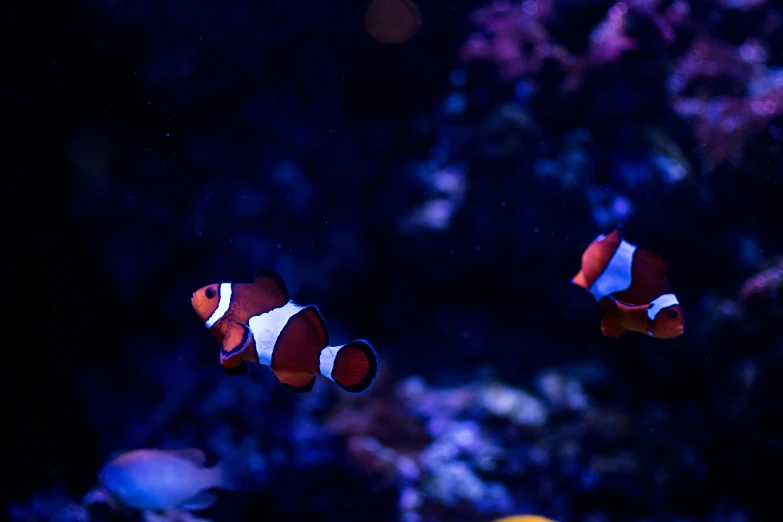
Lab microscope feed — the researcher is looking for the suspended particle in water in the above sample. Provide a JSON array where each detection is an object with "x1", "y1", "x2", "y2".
[{"x1": 363, "y1": 0, "x2": 422, "y2": 44}]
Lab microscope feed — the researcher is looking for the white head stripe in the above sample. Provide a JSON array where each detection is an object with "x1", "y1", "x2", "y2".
[
  {"x1": 248, "y1": 301, "x2": 306, "y2": 367},
  {"x1": 319, "y1": 346, "x2": 340, "y2": 382},
  {"x1": 588, "y1": 239, "x2": 636, "y2": 301},
  {"x1": 646, "y1": 293, "x2": 679, "y2": 320},
  {"x1": 205, "y1": 283, "x2": 232, "y2": 328}
]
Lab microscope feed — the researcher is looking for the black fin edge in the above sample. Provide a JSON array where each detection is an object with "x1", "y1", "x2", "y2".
[
  {"x1": 220, "y1": 322, "x2": 252, "y2": 358},
  {"x1": 301, "y1": 304, "x2": 330, "y2": 346},
  {"x1": 336, "y1": 340, "x2": 378, "y2": 394}
]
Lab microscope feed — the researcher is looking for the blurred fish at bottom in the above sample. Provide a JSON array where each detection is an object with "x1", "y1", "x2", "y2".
[
  {"x1": 490, "y1": 517, "x2": 558, "y2": 522},
  {"x1": 98, "y1": 448, "x2": 247, "y2": 512}
]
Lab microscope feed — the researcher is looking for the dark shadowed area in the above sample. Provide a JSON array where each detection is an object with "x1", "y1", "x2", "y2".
[{"x1": 6, "y1": 0, "x2": 783, "y2": 521}]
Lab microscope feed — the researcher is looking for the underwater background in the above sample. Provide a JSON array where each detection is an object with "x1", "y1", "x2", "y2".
[{"x1": 6, "y1": 0, "x2": 783, "y2": 520}]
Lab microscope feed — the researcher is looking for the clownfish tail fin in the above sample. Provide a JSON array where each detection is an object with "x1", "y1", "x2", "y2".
[{"x1": 319, "y1": 340, "x2": 378, "y2": 394}]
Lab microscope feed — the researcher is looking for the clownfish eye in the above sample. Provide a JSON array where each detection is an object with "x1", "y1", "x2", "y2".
[
  {"x1": 205, "y1": 287, "x2": 216, "y2": 299},
  {"x1": 667, "y1": 309, "x2": 678, "y2": 319}
]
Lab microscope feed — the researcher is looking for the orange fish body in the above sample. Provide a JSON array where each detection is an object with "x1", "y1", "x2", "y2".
[
  {"x1": 191, "y1": 269, "x2": 378, "y2": 394},
  {"x1": 571, "y1": 229, "x2": 684, "y2": 339}
]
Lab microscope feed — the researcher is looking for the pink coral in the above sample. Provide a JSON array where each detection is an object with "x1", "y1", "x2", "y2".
[
  {"x1": 460, "y1": 0, "x2": 557, "y2": 81},
  {"x1": 670, "y1": 36, "x2": 783, "y2": 167},
  {"x1": 460, "y1": 0, "x2": 685, "y2": 91},
  {"x1": 588, "y1": 2, "x2": 637, "y2": 67}
]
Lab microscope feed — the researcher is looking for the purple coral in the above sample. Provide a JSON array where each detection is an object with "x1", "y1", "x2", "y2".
[
  {"x1": 461, "y1": 0, "x2": 557, "y2": 82},
  {"x1": 669, "y1": 34, "x2": 783, "y2": 167},
  {"x1": 459, "y1": 0, "x2": 682, "y2": 91},
  {"x1": 325, "y1": 372, "x2": 646, "y2": 521},
  {"x1": 461, "y1": 0, "x2": 783, "y2": 168}
]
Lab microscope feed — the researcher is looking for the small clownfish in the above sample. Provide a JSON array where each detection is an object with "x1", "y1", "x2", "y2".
[
  {"x1": 571, "y1": 229, "x2": 684, "y2": 339},
  {"x1": 191, "y1": 269, "x2": 378, "y2": 394},
  {"x1": 98, "y1": 448, "x2": 238, "y2": 512}
]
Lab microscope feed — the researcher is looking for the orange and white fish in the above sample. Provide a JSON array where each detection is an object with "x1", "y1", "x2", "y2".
[
  {"x1": 98, "y1": 448, "x2": 236, "y2": 512},
  {"x1": 739, "y1": 259, "x2": 783, "y2": 301},
  {"x1": 191, "y1": 269, "x2": 378, "y2": 394},
  {"x1": 571, "y1": 229, "x2": 684, "y2": 339}
]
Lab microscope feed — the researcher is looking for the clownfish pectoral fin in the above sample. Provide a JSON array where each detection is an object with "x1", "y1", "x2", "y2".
[
  {"x1": 600, "y1": 313, "x2": 625, "y2": 337},
  {"x1": 220, "y1": 321, "x2": 254, "y2": 377},
  {"x1": 254, "y1": 269, "x2": 290, "y2": 301},
  {"x1": 220, "y1": 321, "x2": 254, "y2": 359},
  {"x1": 319, "y1": 340, "x2": 379, "y2": 394},
  {"x1": 271, "y1": 369, "x2": 316, "y2": 394}
]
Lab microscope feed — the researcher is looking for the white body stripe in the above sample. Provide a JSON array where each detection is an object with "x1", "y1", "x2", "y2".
[
  {"x1": 588, "y1": 239, "x2": 637, "y2": 301},
  {"x1": 318, "y1": 346, "x2": 340, "y2": 382},
  {"x1": 205, "y1": 283, "x2": 232, "y2": 328},
  {"x1": 248, "y1": 301, "x2": 305, "y2": 367},
  {"x1": 646, "y1": 293, "x2": 679, "y2": 320}
]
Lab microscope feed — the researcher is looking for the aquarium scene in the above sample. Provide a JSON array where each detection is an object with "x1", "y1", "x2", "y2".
[{"x1": 8, "y1": 0, "x2": 783, "y2": 520}]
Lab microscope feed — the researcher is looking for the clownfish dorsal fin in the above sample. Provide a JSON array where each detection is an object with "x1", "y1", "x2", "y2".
[
  {"x1": 253, "y1": 269, "x2": 290, "y2": 300},
  {"x1": 169, "y1": 448, "x2": 207, "y2": 466}
]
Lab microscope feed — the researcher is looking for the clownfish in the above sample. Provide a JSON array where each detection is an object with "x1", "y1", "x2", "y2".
[
  {"x1": 571, "y1": 229, "x2": 684, "y2": 339},
  {"x1": 191, "y1": 269, "x2": 378, "y2": 394}
]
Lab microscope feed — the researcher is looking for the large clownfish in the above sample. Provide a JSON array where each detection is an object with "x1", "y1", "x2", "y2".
[
  {"x1": 571, "y1": 229, "x2": 684, "y2": 339},
  {"x1": 191, "y1": 269, "x2": 378, "y2": 394}
]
